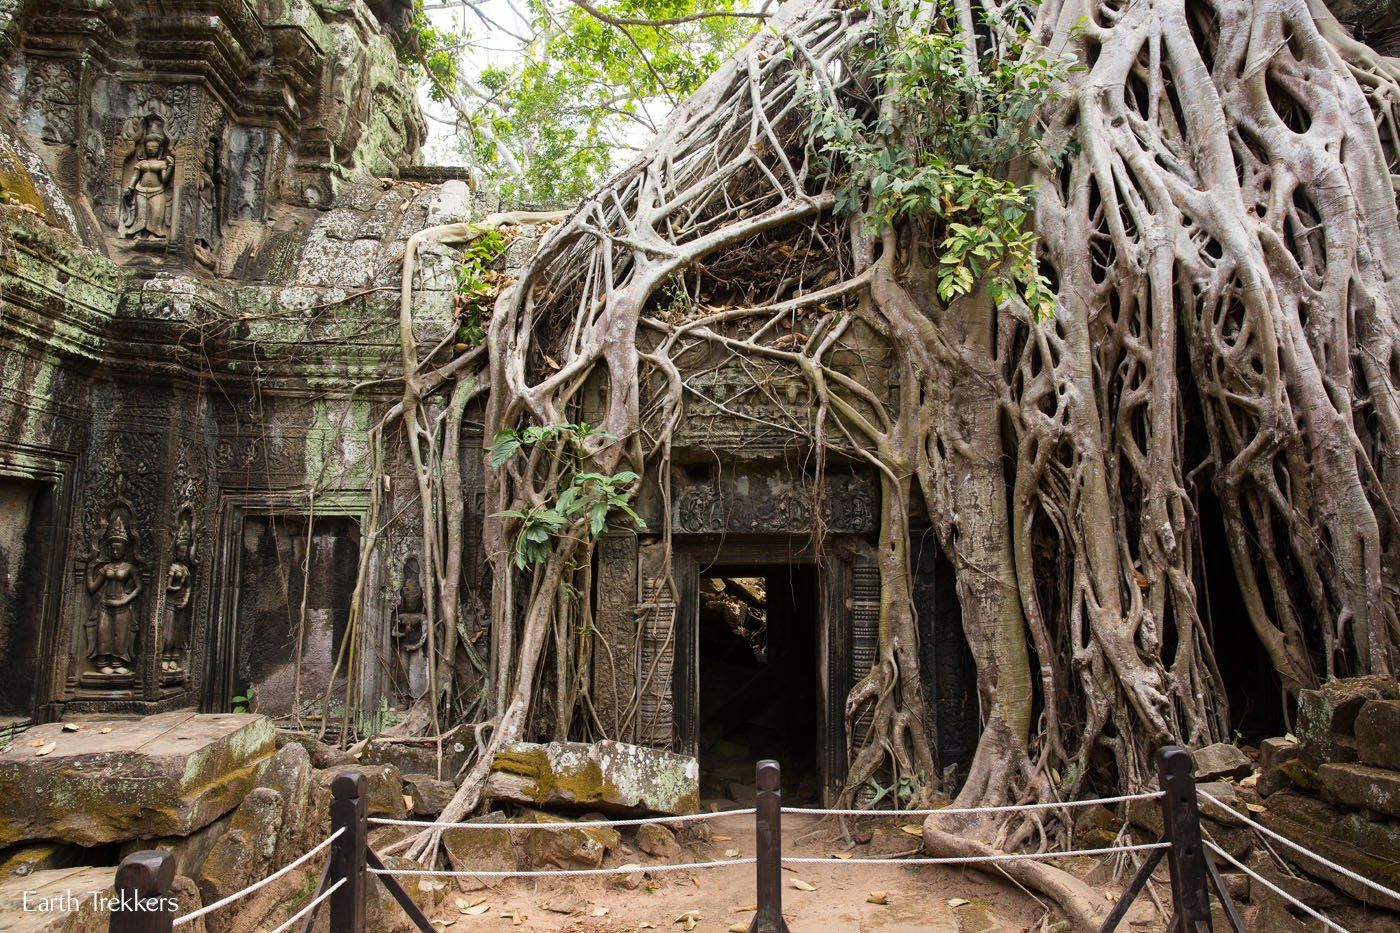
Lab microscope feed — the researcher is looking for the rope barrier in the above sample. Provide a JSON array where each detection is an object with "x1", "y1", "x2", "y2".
[
  {"x1": 366, "y1": 807, "x2": 756, "y2": 830},
  {"x1": 781, "y1": 790, "x2": 1163, "y2": 818},
  {"x1": 366, "y1": 855, "x2": 758, "y2": 879},
  {"x1": 781, "y1": 841, "x2": 1171, "y2": 866},
  {"x1": 171, "y1": 827, "x2": 344, "y2": 927},
  {"x1": 266, "y1": 877, "x2": 345, "y2": 933},
  {"x1": 1203, "y1": 840, "x2": 1349, "y2": 933},
  {"x1": 1197, "y1": 790, "x2": 1400, "y2": 906}
]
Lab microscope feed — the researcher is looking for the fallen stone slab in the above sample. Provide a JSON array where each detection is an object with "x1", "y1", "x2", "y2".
[
  {"x1": 1193, "y1": 742, "x2": 1252, "y2": 781},
  {"x1": 274, "y1": 729, "x2": 354, "y2": 769},
  {"x1": 0, "y1": 865, "x2": 118, "y2": 932},
  {"x1": 308, "y1": 763, "x2": 409, "y2": 836},
  {"x1": 443, "y1": 813, "x2": 520, "y2": 876},
  {"x1": 1296, "y1": 676, "x2": 1399, "y2": 770},
  {"x1": 513, "y1": 810, "x2": 620, "y2": 870},
  {"x1": 1257, "y1": 737, "x2": 1299, "y2": 797},
  {"x1": 0, "y1": 713, "x2": 275, "y2": 848},
  {"x1": 117, "y1": 812, "x2": 232, "y2": 881},
  {"x1": 1356, "y1": 699, "x2": 1400, "y2": 771},
  {"x1": 256, "y1": 742, "x2": 313, "y2": 865},
  {"x1": 486, "y1": 740, "x2": 699, "y2": 816},
  {"x1": 360, "y1": 736, "x2": 468, "y2": 781},
  {"x1": 1261, "y1": 790, "x2": 1400, "y2": 911},
  {"x1": 1316, "y1": 761, "x2": 1400, "y2": 820},
  {"x1": 402, "y1": 773, "x2": 455, "y2": 815},
  {"x1": 368, "y1": 854, "x2": 449, "y2": 932},
  {"x1": 195, "y1": 786, "x2": 286, "y2": 933},
  {"x1": 0, "y1": 843, "x2": 87, "y2": 881},
  {"x1": 635, "y1": 822, "x2": 680, "y2": 858}
]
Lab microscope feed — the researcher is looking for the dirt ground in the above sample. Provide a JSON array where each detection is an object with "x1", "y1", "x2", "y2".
[{"x1": 418, "y1": 809, "x2": 1148, "y2": 933}]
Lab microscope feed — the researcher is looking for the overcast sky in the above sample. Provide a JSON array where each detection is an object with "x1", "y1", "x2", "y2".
[{"x1": 418, "y1": 0, "x2": 532, "y2": 164}]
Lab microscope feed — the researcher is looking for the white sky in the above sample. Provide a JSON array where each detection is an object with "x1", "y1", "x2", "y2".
[{"x1": 418, "y1": 0, "x2": 534, "y2": 164}]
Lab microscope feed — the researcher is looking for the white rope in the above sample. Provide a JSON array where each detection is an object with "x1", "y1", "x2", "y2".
[
  {"x1": 367, "y1": 856, "x2": 757, "y2": 878},
  {"x1": 1198, "y1": 791, "x2": 1400, "y2": 905},
  {"x1": 1204, "y1": 840, "x2": 1349, "y2": 933},
  {"x1": 171, "y1": 827, "x2": 343, "y2": 927},
  {"x1": 367, "y1": 808, "x2": 756, "y2": 830},
  {"x1": 782, "y1": 841, "x2": 1170, "y2": 866},
  {"x1": 265, "y1": 876, "x2": 345, "y2": 933},
  {"x1": 782, "y1": 790, "x2": 1163, "y2": 817}
]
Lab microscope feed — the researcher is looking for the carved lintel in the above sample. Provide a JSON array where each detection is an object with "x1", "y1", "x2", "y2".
[{"x1": 671, "y1": 469, "x2": 878, "y2": 535}]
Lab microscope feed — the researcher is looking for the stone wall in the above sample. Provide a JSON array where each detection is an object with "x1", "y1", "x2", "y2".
[
  {"x1": 0, "y1": 0, "x2": 491, "y2": 726},
  {"x1": 1253, "y1": 676, "x2": 1400, "y2": 912}
]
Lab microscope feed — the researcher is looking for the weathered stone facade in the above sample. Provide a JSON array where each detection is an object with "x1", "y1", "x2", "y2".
[{"x1": 0, "y1": 0, "x2": 475, "y2": 725}]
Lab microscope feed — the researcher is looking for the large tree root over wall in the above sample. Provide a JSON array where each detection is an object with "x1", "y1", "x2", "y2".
[{"x1": 362, "y1": 0, "x2": 1399, "y2": 885}]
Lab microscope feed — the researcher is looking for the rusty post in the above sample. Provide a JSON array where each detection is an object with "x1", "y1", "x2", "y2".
[
  {"x1": 749, "y1": 759, "x2": 789, "y2": 933},
  {"x1": 109, "y1": 850, "x2": 175, "y2": 933},
  {"x1": 329, "y1": 770, "x2": 368, "y2": 933},
  {"x1": 1158, "y1": 746, "x2": 1213, "y2": 932}
]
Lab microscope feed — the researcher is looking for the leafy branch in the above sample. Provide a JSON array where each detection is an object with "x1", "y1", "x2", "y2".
[
  {"x1": 806, "y1": 0, "x2": 1075, "y2": 320},
  {"x1": 489, "y1": 422, "x2": 647, "y2": 568}
]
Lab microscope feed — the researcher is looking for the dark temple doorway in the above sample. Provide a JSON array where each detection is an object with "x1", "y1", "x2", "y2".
[
  {"x1": 231, "y1": 514, "x2": 360, "y2": 719},
  {"x1": 0, "y1": 477, "x2": 57, "y2": 720},
  {"x1": 695, "y1": 563, "x2": 821, "y2": 803}
]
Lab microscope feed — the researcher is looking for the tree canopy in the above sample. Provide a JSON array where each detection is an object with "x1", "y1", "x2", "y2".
[{"x1": 403, "y1": 0, "x2": 762, "y2": 203}]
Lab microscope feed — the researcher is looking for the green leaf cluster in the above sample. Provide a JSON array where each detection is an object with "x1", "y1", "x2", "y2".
[
  {"x1": 489, "y1": 422, "x2": 647, "y2": 568},
  {"x1": 454, "y1": 228, "x2": 509, "y2": 347},
  {"x1": 807, "y1": 0, "x2": 1075, "y2": 320},
  {"x1": 451, "y1": 0, "x2": 756, "y2": 205}
]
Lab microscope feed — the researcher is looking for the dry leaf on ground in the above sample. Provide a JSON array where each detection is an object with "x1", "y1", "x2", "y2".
[
  {"x1": 867, "y1": 891, "x2": 888, "y2": 905},
  {"x1": 792, "y1": 879, "x2": 816, "y2": 891}
]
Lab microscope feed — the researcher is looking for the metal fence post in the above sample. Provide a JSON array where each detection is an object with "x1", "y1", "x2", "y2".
[
  {"x1": 750, "y1": 759, "x2": 789, "y2": 933},
  {"x1": 109, "y1": 850, "x2": 174, "y2": 933},
  {"x1": 1157, "y1": 746, "x2": 1213, "y2": 932},
  {"x1": 329, "y1": 770, "x2": 368, "y2": 933}
]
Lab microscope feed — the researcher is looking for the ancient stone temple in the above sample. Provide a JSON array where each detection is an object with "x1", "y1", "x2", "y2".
[
  {"x1": 0, "y1": 0, "x2": 448, "y2": 725},
  {"x1": 0, "y1": 0, "x2": 980, "y2": 805}
]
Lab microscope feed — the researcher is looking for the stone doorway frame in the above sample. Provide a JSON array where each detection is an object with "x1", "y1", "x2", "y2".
[
  {"x1": 671, "y1": 535, "x2": 854, "y2": 805},
  {"x1": 0, "y1": 442, "x2": 77, "y2": 723},
  {"x1": 203, "y1": 490, "x2": 383, "y2": 720}
]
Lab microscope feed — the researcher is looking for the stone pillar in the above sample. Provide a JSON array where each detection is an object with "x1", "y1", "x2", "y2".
[{"x1": 591, "y1": 531, "x2": 638, "y2": 738}]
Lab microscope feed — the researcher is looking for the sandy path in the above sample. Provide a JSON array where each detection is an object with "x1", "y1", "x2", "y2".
[{"x1": 426, "y1": 810, "x2": 1070, "y2": 932}]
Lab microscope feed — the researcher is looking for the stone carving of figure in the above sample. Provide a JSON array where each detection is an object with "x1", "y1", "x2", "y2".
[
  {"x1": 22, "y1": 59, "x2": 78, "y2": 145},
  {"x1": 392, "y1": 557, "x2": 429, "y2": 701},
  {"x1": 84, "y1": 510, "x2": 143, "y2": 676},
  {"x1": 118, "y1": 116, "x2": 175, "y2": 241},
  {"x1": 193, "y1": 134, "x2": 222, "y2": 267},
  {"x1": 162, "y1": 507, "x2": 195, "y2": 673}
]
